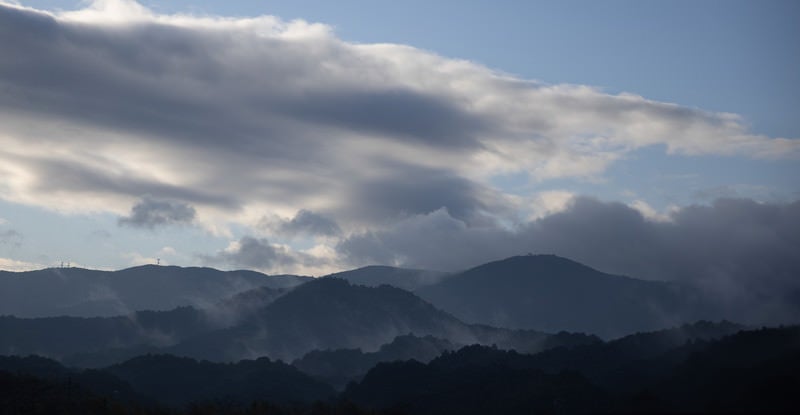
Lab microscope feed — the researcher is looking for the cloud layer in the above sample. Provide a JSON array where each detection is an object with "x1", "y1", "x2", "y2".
[{"x1": 0, "y1": 0, "x2": 796, "y2": 231}]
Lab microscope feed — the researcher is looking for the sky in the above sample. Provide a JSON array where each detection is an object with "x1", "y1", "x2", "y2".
[{"x1": 0, "y1": 0, "x2": 798, "y2": 302}]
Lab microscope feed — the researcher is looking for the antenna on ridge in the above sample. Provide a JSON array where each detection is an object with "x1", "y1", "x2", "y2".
[{"x1": 156, "y1": 258, "x2": 161, "y2": 266}]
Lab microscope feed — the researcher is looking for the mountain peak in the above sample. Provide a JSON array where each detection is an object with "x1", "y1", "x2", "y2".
[
  {"x1": 324, "y1": 265, "x2": 447, "y2": 291},
  {"x1": 418, "y1": 254, "x2": 705, "y2": 338},
  {"x1": 467, "y1": 254, "x2": 597, "y2": 274}
]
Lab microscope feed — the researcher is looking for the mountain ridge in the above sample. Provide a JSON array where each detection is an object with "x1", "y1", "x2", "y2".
[
  {"x1": 417, "y1": 254, "x2": 715, "y2": 338},
  {"x1": 0, "y1": 265, "x2": 311, "y2": 318}
]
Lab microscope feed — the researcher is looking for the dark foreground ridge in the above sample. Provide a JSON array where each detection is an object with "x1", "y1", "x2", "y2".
[{"x1": 1, "y1": 324, "x2": 798, "y2": 414}]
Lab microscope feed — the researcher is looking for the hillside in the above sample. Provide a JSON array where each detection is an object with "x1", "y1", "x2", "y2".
[
  {"x1": 344, "y1": 325, "x2": 800, "y2": 414},
  {"x1": 417, "y1": 255, "x2": 715, "y2": 338},
  {"x1": 324, "y1": 265, "x2": 448, "y2": 291},
  {"x1": 169, "y1": 277, "x2": 597, "y2": 362},
  {"x1": 0, "y1": 265, "x2": 310, "y2": 317}
]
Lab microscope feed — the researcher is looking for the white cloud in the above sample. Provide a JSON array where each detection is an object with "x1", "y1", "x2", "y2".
[
  {"x1": 199, "y1": 236, "x2": 337, "y2": 275},
  {"x1": 158, "y1": 246, "x2": 177, "y2": 256},
  {"x1": 123, "y1": 251, "x2": 159, "y2": 266},
  {"x1": 0, "y1": 257, "x2": 45, "y2": 271},
  {"x1": 529, "y1": 190, "x2": 576, "y2": 220},
  {"x1": 629, "y1": 200, "x2": 675, "y2": 223}
]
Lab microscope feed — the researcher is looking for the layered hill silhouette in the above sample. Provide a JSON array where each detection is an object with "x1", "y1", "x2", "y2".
[
  {"x1": 0, "y1": 276, "x2": 597, "y2": 364},
  {"x1": 324, "y1": 265, "x2": 448, "y2": 291},
  {"x1": 0, "y1": 265, "x2": 310, "y2": 317},
  {"x1": 344, "y1": 324, "x2": 800, "y2": 414},
  {"x1": 0, "y1": 306, "x2": 211, "y2": 360},
  {"x1": 0, "y1": 354, "x2": 334, "y2": 409},
  {"x1": 168, "y1": 277, "x2": 597, "y2": 362},
  {"x1": 416, "y1": 255, "x2": 717, "y2": 338},
  {"x1": 0, "y1": 254, "x2": 738, "y2": 365},
  {"x1": 293, "y1": 334, "x2": 458, "y2": 389},
  {"x1": 2, "y1": 324, "x2": 797, "y2": 414},
  {"x1": 0, "y1": 254, "x2": 796, "y2": 414},
  {"x1": 106, "y1": 354, "x2": 335, "y2": 407},
  {"x1": 1, "y1": 255, "x2": 728, "y2": 340}
]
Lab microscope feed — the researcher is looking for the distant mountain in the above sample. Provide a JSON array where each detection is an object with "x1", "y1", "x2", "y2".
[
  {"x1": 169, "y1": 277, "x2": 474, "y2": 362},
  {"x1": 416, "y1": 255, "x2": 716, "y2": 338},
  {"x1": 0, "y1": 306, "x2": 212, "y2": 359},
  {"x1": 207, "y1": 285, "x2": 291, "y2": 326},
  {"x1": 56, "y1": 288, "x2": 293, "y2": 368},
  {"x1": 0, "y1": 265, "x2": 310, "y2": 317},
  {"x1": 169, "y1": 278, "x2": 598, "y2": 362},
  {"x1": 324, "y1": 265, "x2": 448, "y2": 291}
]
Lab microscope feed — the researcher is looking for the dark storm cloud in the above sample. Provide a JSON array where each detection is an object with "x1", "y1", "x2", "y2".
[
  {"x1": 347, "y1": 166, "x2": 507, "y2": 224},
  {"x1": 337, "y1": 208, "x2": 510, "y2": 271},
  {"x1": 118, "y1": 197, "x2": 196, "y2": 229},
  {"x1": 200, "y1": 236, "x2": 300, "y2": 269},
  {"x1": 339, "y1": 197, "x2": 800, "y2": 323},
  {"x1": 522, "y1": 198, "x2": 800, "y2": 289},
  {"x1": 272, "y1": 210, "x2": 341, "y2": 237},
  {"x1": 278, "y1": 89, "x2": 488, "y2": 148}
]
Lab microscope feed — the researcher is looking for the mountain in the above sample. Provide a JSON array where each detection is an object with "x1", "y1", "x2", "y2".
[
  {"x1": 0, "y1": 354, "x2": 334, "y2": 409},
  {"x1": 650, "y1": 326, "x2": 800, "y2": 413},
  {"x1": 0, "y1": 276, "x2": 595, "y2": 365},
  {"x1": 291, "y1": 330, "x2": 594, "y2": 390},
  {"x1": 0, "y1": 306, "x2": 212, "y2": 359},
  {"x1": 106, "y1": 354, "x2": 334, "y2": 407},
  {"x1": 168, "y1": 277, "x2": 476, "y2": 362},
  {"x1": 520, "y1": 320, "x2": 747, "y2": 391},
  {"x1": 416, "y1": 255, "x2": 715, "y2": 338},
  {"x1": 168, "y1": 278, "x2": 598, "y2": 362},
  {"x1": 2, "y1": 325, "x2": 797, "y2": 414},
  {"x1": 0, "y1": 265, "x2": 310, "y2": 318},
  {"x1": 344, "y1": 325, "x2": 800, "y2": 414},
  {"x1": 293, "y1": 334, "x2": 458, "y2": 389},
  {"x1": 344, "y1": 345, "x2": 608, "y2": 414},
  {"x1": 324, "y1": 265, "x2": 448, "y2": 291}
]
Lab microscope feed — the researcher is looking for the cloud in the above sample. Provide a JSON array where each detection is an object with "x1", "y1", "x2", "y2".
[
  {"x1": 118, "y1": 196, "x2": 196, "y2": 228},
  {"x1": 0, "y1": 0, "x2": 795, "y2": 234},
  {"x1": 338, "y1": 197, "x2": 800, "y2": 323},
  {"x1": 0, "y1": 256, "x2": 44, "y2": 271},
  {"x1": 0, "y1": 229, "x2": 23, "y2": 247},
  {"x1": 203, "y1": 237, "x2": 295, "y2": 269},
  {"x1": 199, "y1": 236, "x2": 339, "y2": 275},
  {"x1": 262, "y1": 209, "x2": 341, "y2": 238}
]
